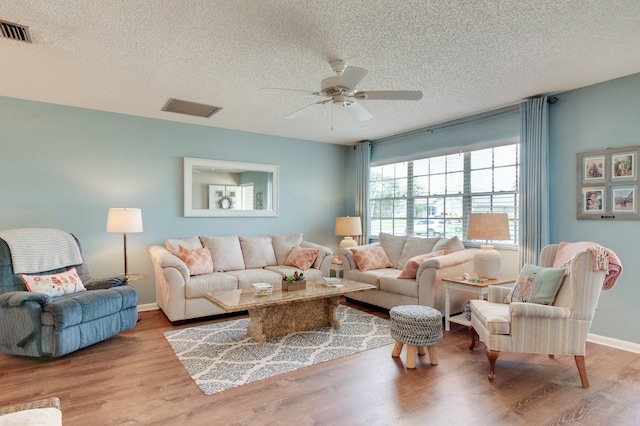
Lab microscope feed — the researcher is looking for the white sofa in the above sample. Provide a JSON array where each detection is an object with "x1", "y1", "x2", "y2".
[
  {"x1": 341, "y1": 233, "x2": 477, "y2": 314},
  {"x1": 148, "y1": 233, "x2": 332, "y2": 321}
]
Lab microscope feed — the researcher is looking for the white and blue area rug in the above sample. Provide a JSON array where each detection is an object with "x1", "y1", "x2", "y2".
[{"x1": 164, "y1": 305, "x2": 394, "y2": 395}]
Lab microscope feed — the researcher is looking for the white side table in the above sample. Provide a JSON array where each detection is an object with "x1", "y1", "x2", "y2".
[
  {"x1": 442, "y1": 277, "x2": 515, "y2": 331},
  {"x1": 329, "y1": 258, "x2": 343, "y2": 278}
]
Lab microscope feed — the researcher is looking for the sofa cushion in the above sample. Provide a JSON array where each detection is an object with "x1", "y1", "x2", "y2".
[
  {"x1": 270, "y1": 233, "x2": 303, "y2": 265},
  {"x1": 227, "y1": 269, "x2": 283, "y2": 289},
  {"x1": 397, "y1": 236, "x2": 440, "y2": 268},
  {"x1": 351, "y1": 245, "x2": 394, "y2": 271},
  {"x1": 200, "y1": 236, "x2": 245, "y2": 272},
  {"x1": 344, "y1": 268, "x2": 398, "y2": 289},
  {"x1": 165, "y1": 236, "x2": 202, "y2": 256},
  {"x1": 177, "y1": 245, "x2": 214, "y2": 276},
  {"x1": 471, "y1": 299, "x2": 511, "y2": 335},
  {"x1": 379, "y1": 275, "x2": 419, "y2": 298},
  {"x1": 505, "y1": 263, "x2": 565, "y2": 305},
  {"x1": 284, "y1": 246, "x2": 319, "y2": 270},
  {"x1": 20, "y1": 267, "x2": 86, "y2": 296},
  {"x1": 185, "y1": 273, "x2": 237, "y2": 299},
  {"x1": 378, "y1": 232, "x2": 407, "y2": 268},
  {"x1": 432, "y1": 236, "x2": 465, "y2": 254},
  {"x1": 239, "y1": 236, "x2": 277, "y2": 269},
  {"x1": 398, "y1": 250, "x2": 445, "y2": 279}
]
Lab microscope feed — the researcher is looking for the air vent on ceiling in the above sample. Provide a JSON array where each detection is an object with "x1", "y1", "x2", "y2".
[
  {"x1": 161, "y1": 98, "x2": 222, "y2": 118},
  {"x1": 0, "y1": 20, "x2": 32, "y2": 43}
]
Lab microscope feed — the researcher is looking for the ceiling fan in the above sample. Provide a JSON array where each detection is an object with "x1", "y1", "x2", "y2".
[{"x1": 264, "y1": 59, "x2": 423, "y2": 122}]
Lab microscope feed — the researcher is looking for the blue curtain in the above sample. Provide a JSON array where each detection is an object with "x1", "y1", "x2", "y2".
[
  {"x1": 519, "y1": 97, "x2": 550, "y2": 266},
  {"x1": 354, "y1": 141, "x2": 371, "y2": 245}
]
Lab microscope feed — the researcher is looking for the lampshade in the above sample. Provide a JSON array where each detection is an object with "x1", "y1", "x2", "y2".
[
  {"x1": 466, "y1": 213, "x2": 510, "y2": 279},
  {"x1": 107, "y1": 208, "x2": 143, "y2": 233},
  {"x1": 335, "y1": 216, "x2": 362, "y2": 252}
]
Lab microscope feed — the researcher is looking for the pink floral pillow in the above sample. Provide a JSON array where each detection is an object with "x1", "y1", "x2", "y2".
[
  {"x1": 351, "y1": 245, "x2": 394, "y2": 272},
  {"x1": 20, "y1": 267, "x2": 86, "y2": 296},
  {"x1": 398, "y1": 250, "x2": 445, "y2": 279},
  {"x1": 284, "y1": 246, "x2": 319, "y2": 270},
  {"x1": 178, "y1": 245, "x2": 214, "y2": 276}
]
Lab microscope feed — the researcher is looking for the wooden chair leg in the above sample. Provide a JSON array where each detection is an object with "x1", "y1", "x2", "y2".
[
  {"x1": 391, "y1": 341, "x2": 403, "y2": 358},
  {"x1": 469, "y1": 326, "x2": 477, "y2": 350},
  {"x1": 486, "y1": 349, "x2": 500, "y2": 381},
  {"x1": 575, "y1": 355, "x2": 590, "y2": 388},
  {"x1": 548, "y1": 354, "x2": 555, "y2": 359}
]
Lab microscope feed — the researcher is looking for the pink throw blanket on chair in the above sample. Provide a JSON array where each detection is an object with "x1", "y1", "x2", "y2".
[{"x1": 552, "y1": 241, "x2": 622, "y2": 290}]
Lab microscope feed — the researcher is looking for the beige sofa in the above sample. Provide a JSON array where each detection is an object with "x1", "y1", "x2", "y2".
[
  {"x1": 149, "y1": 233, "x2": 332, "y2": 321},
  {"x1": 341, "y1": 233, "x2": 477, "y2": 314}
]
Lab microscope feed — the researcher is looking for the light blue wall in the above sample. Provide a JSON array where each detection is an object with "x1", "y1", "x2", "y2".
[
  {"x1": 549, "y1": 72, "x2": 640, "y2": 344},
  {"x1": 0, "y1": 96, "x2": 350, "y2": 304}
]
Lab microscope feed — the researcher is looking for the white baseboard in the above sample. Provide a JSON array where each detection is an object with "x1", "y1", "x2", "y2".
[
  {"x1": 588, "y1": 333, "x2": 640, "y2": 354},
  {"x1": 137, "y1": 303, "x2": 159, "y2": 312}
]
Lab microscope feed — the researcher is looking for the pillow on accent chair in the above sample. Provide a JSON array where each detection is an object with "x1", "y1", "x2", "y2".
[
  {"x1": 284, "y1": 246, "x2": 319, "y2": 270},
  {"x1": 505, "y1": 263, "x2": 566, "y2": 305},
  {"x1": 351, "y1": 245, "x2": 394, "y2": 272},
  {"x1": 20, "y1": 267, "x2": 86, "y2": 296},
  {"x1": 398, "y1": 250, "x2": 445, "y2": 279},
  {"x1": 178, "y1": 245, "x2": 214, "y2": 276}
]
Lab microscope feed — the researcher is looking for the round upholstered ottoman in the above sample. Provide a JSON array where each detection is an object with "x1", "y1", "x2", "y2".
[{"x1": 390, "y1": 305, "x2": 443, "y2": 368}]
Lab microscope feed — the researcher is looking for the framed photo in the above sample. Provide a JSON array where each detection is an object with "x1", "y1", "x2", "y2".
[
  {"x1": 577, "y1": 145, "x2": 640, "y2": 220},
  {"x1": 611, "y1": 152, "x2": 635, "y2": 180},
  {"x1": 612, "y1": 186, "x2": 636, "y2": 213},
  {"x1": 583, "y1": 156, "x2": 605, "y2": 182},
  {"x1": 582, "y1": 187, "x2": 605, "y2": 214}
]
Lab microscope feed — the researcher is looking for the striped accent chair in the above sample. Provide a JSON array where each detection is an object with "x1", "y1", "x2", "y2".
[{"x1": 469, "y1": 244, "x2": 607, "y2": 388}]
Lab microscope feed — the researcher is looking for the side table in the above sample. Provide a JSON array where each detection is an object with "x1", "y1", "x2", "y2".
[
  {"x1": 442, "y1": 276, "x2": 515, "y2": 331},
  {"x1": 329, "y1": 258, "x2": 343, "y2": 278}
]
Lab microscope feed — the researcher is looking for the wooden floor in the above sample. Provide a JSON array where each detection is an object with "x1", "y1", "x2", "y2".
[{"x1": 1, "y1": 302, "x2": 639, "y2": 426}]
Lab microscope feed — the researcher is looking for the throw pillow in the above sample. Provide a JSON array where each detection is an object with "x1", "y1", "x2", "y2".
[
  {"x1": 350, "y1": 245, "x2": 394, "y2": 272},
  {"x1": 505, "y1": 263, "x2": 566, "y2": 305},
  {"x1": 239, "y1": 236, "x2": 277, "y2": 269},
  {"x1": 177, "y1": 245, "x2": 214, "y2": 276},
  {"x1": 284, "y1": 246, "x2": 319, "y2": 270},
  {"x1": 269, "y1": 233, "x2": 303, "y2": 265},
  {"x1": 200, "y1": 235, "x2": 246, "y2": 272},
  {"x1": 20, "y1": 267, "x2": 86, "y2": 296},
  {"x1": 165, "y1": 236, "x2": 202, "y2": 256},
  {"x1": 432, "y1": 236, "x2": 465, "y2": 254},
  {"x1": 398, "y1": 250, "x2": 445, "y2": 279}
]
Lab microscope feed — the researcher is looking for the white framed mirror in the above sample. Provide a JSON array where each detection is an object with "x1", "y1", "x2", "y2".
[{"x1": 184, "y1": 157, "x2": 278, "y2": 217}]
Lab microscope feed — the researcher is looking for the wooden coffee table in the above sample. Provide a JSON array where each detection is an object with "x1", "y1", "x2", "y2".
[{"x1": 204, "y1": 280, "x2": 375, "y2": 343}]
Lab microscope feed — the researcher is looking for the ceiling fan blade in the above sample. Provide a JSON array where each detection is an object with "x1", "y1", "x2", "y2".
[
  {"x1": 344, "y1": 101, "x2": 372, "y2": 121},
  {"x1": 356, "y1": 90, "x2": 423, "y2": 100},
  {"x1": 285, "y1": 99, "x2": 331, "y2": 119},
  {"x1": 261, "y1": 87, "x2": 319, "y2": 96},
  {"x1": 335, "y1": 66, "x2": 368, "y2": 90}
]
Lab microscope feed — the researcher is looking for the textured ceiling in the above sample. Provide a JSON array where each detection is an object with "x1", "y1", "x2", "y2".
[{"x1": 1, "y1": 1, "x2": 639, "y2": 145}]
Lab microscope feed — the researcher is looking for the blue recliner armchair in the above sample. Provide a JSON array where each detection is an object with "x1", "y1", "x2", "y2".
[{"x1": 0, "y1": 230, "x2": 138, "y2": 357}]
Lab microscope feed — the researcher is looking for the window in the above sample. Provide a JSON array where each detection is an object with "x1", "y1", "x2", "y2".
[{"x1": 369, "y1": 143, "x2": 519, "y2": 245}]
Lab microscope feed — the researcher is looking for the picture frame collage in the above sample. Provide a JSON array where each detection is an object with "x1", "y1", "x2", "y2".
[{"x1": 577, "y1": 145, "x2": 639, "y2": 220}]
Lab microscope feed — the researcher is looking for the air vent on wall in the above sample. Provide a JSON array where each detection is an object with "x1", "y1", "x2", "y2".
[
  {"x1": 0, "y1": 20, "x2": 32, "y2": 43},
  {"x1": 161, "y1": 98, "x2": 222, "y2": 118}
]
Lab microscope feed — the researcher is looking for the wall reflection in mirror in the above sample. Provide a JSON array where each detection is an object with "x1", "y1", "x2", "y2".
[{"x1": 184, "y1": 157, "x2": 278, "y2": 217}]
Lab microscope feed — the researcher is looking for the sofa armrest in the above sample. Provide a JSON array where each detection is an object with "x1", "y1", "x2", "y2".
[
  {"x1": 510, "y1": 302, "x2": 571, "y2": 319},
  {"x1": 0, "y1": 291, "x2": 52, "y2": 307},
  {"x1": 415, "y1": 248, "x2": 476, "y2": 281},
  {"x1": 148, "y1": 246, "x2": 190, "y2": 283},
  {"x1": 84, "y1": 275, "x2": 128, "y2": 290}
]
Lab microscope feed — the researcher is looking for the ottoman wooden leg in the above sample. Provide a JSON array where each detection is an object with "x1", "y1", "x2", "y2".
[
  {"x1": 427, "y1": 345, "x2": 439, "y2": 365},
  {"x1": 392, "y1": 341, "x2": 403, "y2": 358},
  {"x1": 417, "y1": 346, "x2": 426, "y2": 355},
  {"x1": 406, "y1": 345, "x2": 418, "y2": 368}
]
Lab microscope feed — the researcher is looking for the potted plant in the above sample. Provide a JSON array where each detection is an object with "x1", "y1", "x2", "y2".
[{"x1": 282, "y1": 271, "x2": 306, "y2": 291}]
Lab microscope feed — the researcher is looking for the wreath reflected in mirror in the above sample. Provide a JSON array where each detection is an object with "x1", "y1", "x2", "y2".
[{"x1": 218, "y1": 195, "x2": 234, "y2": 209}]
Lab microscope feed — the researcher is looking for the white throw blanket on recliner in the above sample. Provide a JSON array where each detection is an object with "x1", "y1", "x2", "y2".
[{"x1": 0, "y1": 228, "x2": 83, "y2": 274}]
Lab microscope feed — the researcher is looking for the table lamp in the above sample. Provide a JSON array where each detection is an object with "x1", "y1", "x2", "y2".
[
  {"x1": 335, "y1": 216, "x2": 362, "y2": 251},
  {"x1": 107, "y1": 208, "x2": 143, "y2": 277},
  {"x1": 466, "y1": 213, "x2": 510, "y2": 279}
]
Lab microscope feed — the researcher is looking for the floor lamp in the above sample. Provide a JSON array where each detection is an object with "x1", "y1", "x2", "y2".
[
  {"x1": 107, "y1": 208, "x2": 143, "y2": 277},
  {"x1": 466, "y1": 213, "x2": 510, "y2": 279}
]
